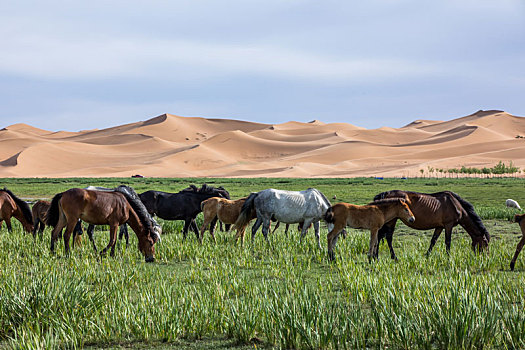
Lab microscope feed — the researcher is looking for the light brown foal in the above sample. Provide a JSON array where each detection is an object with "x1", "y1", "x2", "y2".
[{"x1": 325, "y1": 198, "x2": 415, "y2": 261}]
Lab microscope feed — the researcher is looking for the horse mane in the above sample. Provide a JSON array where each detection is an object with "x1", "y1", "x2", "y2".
[
  {"x1": 1, "y1": 187, "x2": 33, "y2": 225},
  {"x1": 114, "y1": 185, "x2": 154, "y2": 236},
  {"x1": 180, "y1": 184, "x2": 230, "y2": 198},
  {"x1": 310, "y1": 188, "x2": 331, "y2": 207},
  {"x1": 447, "y1": 191, "x2": 490, "y2": 242},
  {"x1": 369, "y1": 197, "x2": 408, "y2": 206},
  {"x1": 373, "y1": 190, "x2": 412, "y2": 201}
]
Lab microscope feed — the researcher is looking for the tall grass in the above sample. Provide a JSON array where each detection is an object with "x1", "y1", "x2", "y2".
[{"x1": 1, "y1": 178, "x2": 525, "y2": 348}]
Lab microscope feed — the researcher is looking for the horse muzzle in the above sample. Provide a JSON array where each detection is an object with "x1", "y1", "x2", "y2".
[
  {"x1": 408, "y1": 216, "x2": 415, "y2": 223},
  {"x1": 145, "y1": 256, "x2": 155, "y2": 263}
]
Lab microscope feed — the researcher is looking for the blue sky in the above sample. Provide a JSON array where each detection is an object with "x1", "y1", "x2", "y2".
[{"x1": 1, "y1": 1, "x2": 524, "y2": 131}]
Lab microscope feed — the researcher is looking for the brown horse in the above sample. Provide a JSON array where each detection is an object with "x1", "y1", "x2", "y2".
[
  {"x1": 374, "y1": 190, "x2": 490, "y2": 259},
  {"x1": 0, "y1": 188, "x2": 33, "y2": 234},
  {"x1": 199, "y1": 196, "x2": 256, "y2": 244},
  {"x1": 32, "y1": 200, "x2": 50, "y2": 239},
  {"x1": 510, "y1": 214, "x2": 525, "y2": 271},
  {"x1": 325, "y1": 198, "x2": 415, "y2": 261},
  {"x1": 46, "y1": 185, "x2": 160, "y2": 262}
]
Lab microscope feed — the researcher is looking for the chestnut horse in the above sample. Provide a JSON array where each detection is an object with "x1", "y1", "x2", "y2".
[
  {"x1": 199, "y1": 196, "x2": 256, "y2": 244},
  {"x1": 46, "y1": 185, "x2": 160, "y2": 262},
  {"x1": 0, "y1": 188, "x2": 33, "y2": 233},
  {"x1": 325, "y1": 198, "x2": 415, "y2": 261},
  {"x1": 374, "y1": 190, "x2": 490, "y2": 259},
  {"x1": 510, "y1": 214, "x2": 525, "y2": 270}
]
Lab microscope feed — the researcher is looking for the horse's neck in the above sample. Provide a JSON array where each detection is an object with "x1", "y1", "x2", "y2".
[
  {"x1": 458, "y1": 215, "x2": 481, "y2": 238},
  {"x1": 126, "y1": 209, "x2": 145, "y2": 237},
  {"x1": 382, "y1": 205, "x2": 402, "y2": 222},
  {"x1": 13, "y1": 206, "x2": 29, "y2": 226}
]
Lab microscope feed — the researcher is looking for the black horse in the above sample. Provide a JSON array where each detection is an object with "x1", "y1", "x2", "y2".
[
  {"x1": 139, "y1": 184, "x2": 230, "y2": 239},
  {"x1": 373, "y1": 190, "x2": 490, "y2": 259}
]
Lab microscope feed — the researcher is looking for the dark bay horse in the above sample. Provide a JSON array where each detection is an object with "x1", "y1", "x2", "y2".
[
  {"x1": 46, "y1": 185, "x2": 160, "y2": 262},
  {"x1": 32, "y1": 200, "x2": 50, "y2": 239},
  {"x1": 139, "y1": 184, "x2": 230, "y2": 239},
  {"x1": 325, "y1": 198, "x2": 415, "y2": 261},
  {"x1": 374, "y1": 190, "x2": 490, "y2": 259},
  {"x1": 0, "y1": 188, "x2": 33, "y2": 233}
]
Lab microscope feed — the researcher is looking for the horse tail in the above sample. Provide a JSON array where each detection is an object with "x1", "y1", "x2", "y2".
[
  {"x1": 46, "y1": 193, "x2": 63, "y2": 227},
  {"x1": 234, "y1": 192, "x2": 258, "y2": 231},
  {"x1": 449, "y1": 192, "x2": 491, "y2": 243},
  {"x1": 324, "y1": 206, "x2": 335, "y2": 223}
]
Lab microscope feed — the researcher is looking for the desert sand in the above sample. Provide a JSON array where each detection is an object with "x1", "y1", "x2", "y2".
[{"x1": 1, "y1": 110, "x2": 525, "y2": 178}]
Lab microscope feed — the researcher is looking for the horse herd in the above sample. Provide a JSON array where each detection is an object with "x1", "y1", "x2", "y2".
[{"x1": 0, "y1": 185, "x2": 524, "y2": 270}]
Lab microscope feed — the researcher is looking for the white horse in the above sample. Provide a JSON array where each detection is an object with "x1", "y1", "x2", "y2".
[
  {"x1": 234, "y1": 188, "x2": 332, "y2": 248},
  {"x1": 506, "y1": 199, "x2": 522, "y2": 210}
]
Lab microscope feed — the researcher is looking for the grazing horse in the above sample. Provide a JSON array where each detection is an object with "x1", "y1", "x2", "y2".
[
  {"x1": 506, "y1": 199, "x2": 522, "y2": 210},
  {"x1": 325, "y1": 198, "x2": 415, "y2": 261},
  {"x1": 0, "y1": 188, "x2": 33, "y2": 233},
  {"x1": 139, "y1": 184, "x2": 230, "y2": 239},
  {"x1": 234, "y1": 188, "x2": 331, "y2": 248},
  {"x1": 73, "y1": 186, "x2": 133, "y2": 252},
  {"x1": 46, "y1": 185, "x2": 161, "y2": 262},
  {"x1": 199, "y1": 196, "x2": 253, "y2": 243},
  {"x1": 32, "y1": 200, "x2": 50, "y2": 239},
  {"x1": 510, "y1": 214, "x2": 525, "y2": 270},
  {"x1": 374, "y1": 190, "x2": 490, "y2": 259}
]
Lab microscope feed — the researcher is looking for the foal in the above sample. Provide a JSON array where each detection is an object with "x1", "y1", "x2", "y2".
[
  {"x1": 325, "y1": 198, "x2": 415, "y2": 261},
  {"x1": 510, "y1": 214, "x2": 525, "y2": 270},
  {"x1": 199, "y1": 196, "x2": 255, "y2": 244},
  {"x1": 32, "y1": 200, "x2": 50, "y2": 239}
]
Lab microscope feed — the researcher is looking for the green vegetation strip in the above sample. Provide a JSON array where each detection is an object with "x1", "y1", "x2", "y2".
[{"x1": 1, "y1": 178, "x2": 525, "y2": 349}]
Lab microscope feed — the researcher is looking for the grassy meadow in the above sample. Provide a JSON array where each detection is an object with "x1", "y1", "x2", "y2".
[{"x1": 1, "y1": 177, "x2": 525, "y2": 349}]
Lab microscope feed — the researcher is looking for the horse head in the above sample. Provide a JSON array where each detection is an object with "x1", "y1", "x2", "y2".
[{"x1": 399, "y1": 199, "x2": 415, "y2": 223}]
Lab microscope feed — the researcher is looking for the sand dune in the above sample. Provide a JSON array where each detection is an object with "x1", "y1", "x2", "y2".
[{"x1": 1, "y1": 110, "x2": 525, "y2": 178}]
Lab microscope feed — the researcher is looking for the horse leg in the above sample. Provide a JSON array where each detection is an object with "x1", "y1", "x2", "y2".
[
  {"x1": 190, "y1": 219, "x2": 200, "y2": 240},
  {"x1": 271, "y1": 221, "x2": 281, "y2": 235},
  {"x1": 182, "y1": 219, "x2": 191, "y2": 240},
  {"x1": 63, "y1": 220, "x2": 78, "y2": 257},
  {"x1": 32, "y1": 218, "x2": 40, "y2": 239},
  {"x1": 38, "y1": 221, "x2": 45, "y2": 240},
  {"x1": 50, "y1": 213, "x2": 67, "y2": 253},
  {"x1": 225, "y1": 224, "x2": 231, "y2": 232},
  {"x1": 368, "y1": 229, "x2": 380, "y2": 262},
  {"x1": 119, "y1": 224, "x2": 129, "y2": 248},
  {"x1": 313, "y1": 220, "x2": 321, "y2": 249},
  {"x1": 300, "y1": 219, "x2": 314, "y2": 243},
  {"x1": 261, "y1": 218, "x2": 271, "y2": 242},
  {"x1": 72, "y1": 220, "x2": 83, "y2": 249},
  {"x1": 198, "y1": 214, "x2": 213, "y2": 244},
  {"x1": 86, "y1": 224, "x2": 98, "y2": 253},
  {"x1": 510, "y1": 235, "x2": 525, "y2": 270},
  {"x1": 101, "y1": 225, "x2": 118, "y2": 257},
  {"x1": 209, "y1": 217, "x2": 218, "y2": 243},
  {"x1": 251, "y1": 217, "x2": 263, "y2": 240},
  {"x1": 219, "y1": 221, "x2": 224, "y2": 232},
  {"x1": 5, "y1": 217, "x2": 12, "y2": 233},
  {"x1": 326, "y1": 224, "x2": 344, "y2": 261},
  {"x1": 426, "y1": 227, "x2": 443, "y2": 256},
  {"x1": 444, "y1": 225, "x2": 453, "y2": 255},
  {"x1": 384, "y1": 230, "x2": 397, "y2": 261}
]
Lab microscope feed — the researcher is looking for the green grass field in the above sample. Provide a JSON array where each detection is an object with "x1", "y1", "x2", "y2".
[{"x1": 1, "y1": 177, "x2": 525, "y2": 349}]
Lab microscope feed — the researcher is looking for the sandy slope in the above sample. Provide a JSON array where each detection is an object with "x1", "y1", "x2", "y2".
[{"x1": 1, "y1": 110, "x2": 525, "y2": 178}]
